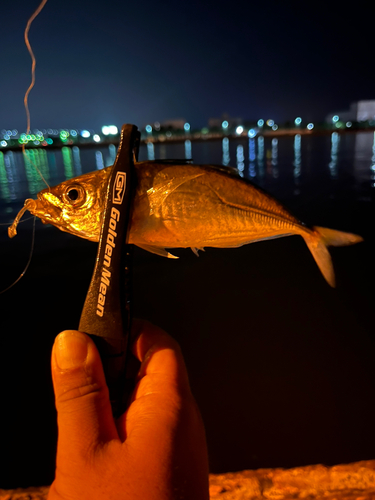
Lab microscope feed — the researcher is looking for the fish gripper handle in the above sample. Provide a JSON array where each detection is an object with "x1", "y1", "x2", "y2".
[{"x1": 79, "y1": 124, "x2": 139, "y2": 417}]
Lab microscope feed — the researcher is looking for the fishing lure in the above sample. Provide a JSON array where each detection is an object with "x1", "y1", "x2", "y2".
[{"x1": 9, "y1": 160, "x2": 362, "y2": 287}]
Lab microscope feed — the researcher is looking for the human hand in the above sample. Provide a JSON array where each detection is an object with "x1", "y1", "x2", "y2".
[{"x1": 48, "y1": 320, "x2": 209, "y2": 500}]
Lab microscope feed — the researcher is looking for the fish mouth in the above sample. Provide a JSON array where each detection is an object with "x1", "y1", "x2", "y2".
[
  {"x1": 35, "y1": 192, "x2": 63, "y2": 224},
  {"x1": 8, "y1": 195, "x2": 63, "y2": 238}
]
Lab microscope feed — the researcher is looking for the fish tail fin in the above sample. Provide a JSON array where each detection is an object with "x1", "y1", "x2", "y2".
[
  {"x1": 313, "y1": 226, "x2": 364, "y2": 247},
  {"x1": 301, "y1": 227, "x2": 363, "y2": 288},
  {"x1": 302, "y1": 231, "x2": 336, "y2": 287}
]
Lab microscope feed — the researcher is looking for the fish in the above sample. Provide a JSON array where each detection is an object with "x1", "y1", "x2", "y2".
[{"x1": 8, "y1": 160, "x2": 363, "y2": 287}]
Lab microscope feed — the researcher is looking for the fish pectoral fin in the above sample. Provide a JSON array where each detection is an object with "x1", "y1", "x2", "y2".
[
  {"x1": 136, "y1": 244, "x2": 179, "y2": 259},
  {"x1": 147, "y1": 169, "x2": 205, "y2": 215},
  {"x1": 191, "y1": 247, "x2": 205, "y2": 257}
]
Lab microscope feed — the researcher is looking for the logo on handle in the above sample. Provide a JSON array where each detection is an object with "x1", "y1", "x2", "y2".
[{"x1": 113, "y1": 172, "x2": 126, "y2": 205}]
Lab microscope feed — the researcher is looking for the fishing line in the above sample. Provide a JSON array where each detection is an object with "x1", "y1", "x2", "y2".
[
  {"x1": 0, "y1": 216, "x2": 34, "y2": 226},
  {"x1": 0, "y1": 216, "x2": 36, "y2": 294},
  {"x1": 1, "y1": 0, "x2": 50, "y2": 293},
  {"x1": 23, "y1": 0, "x2": 50, "y2": 190}
]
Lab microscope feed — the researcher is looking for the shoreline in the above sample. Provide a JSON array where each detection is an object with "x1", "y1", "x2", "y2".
[{"x1": 1, "y1": 126, "x2": 374, "y2": 152}]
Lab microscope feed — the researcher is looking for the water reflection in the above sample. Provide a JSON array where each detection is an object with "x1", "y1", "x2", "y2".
[
  {"x1": 371, "y1": 133, "x2": 375, "y2": 188},
  {"x1": 222, "y1": 137, "x2": 230, "y2": 166},
  {"x1": 108, "y1": 144, "x2": 117, "y2": 166},
  {"x1": 271, "y1": 138, "x2": 278, "y2": 178},
  {"x1": 72, "y1": 146, "x2": 82, "y2": 175},
  {"x1": 62, "y1": 147, "x2": 74, "y2": 179},
  {"x1": 95, "y1": 151, "x2": 105, "y2": 170},
  {"x1": 236, "y1": 145, "x2": 245, "y2": 177},
  {"x1": 329, "y1": 132, "x2": 339, "y2": 178},
  {"x1": 1, "y1": 151, "x2": 18, "y2": 201},
  {"x1": 147, "y1": 142, "x2": 155, "y2": 160},
  {"x1": 0, "y1": 152, "x2": 11, "y2": 202},
  {"x1": 293, "y1": 134, "x2": 301, "y2": 194},
  {"x1": 248, "y1": 138, "x2": 256, "y2": 178},
  {"x1": 0, "y1": 135, "x2": 374, "y2": 228},
  {"x1": 184, "y1": 140, "x2": 192, "y2": 160},
  {"x1": 24, "y1": 149, "x2": 49, "y2": 194},
  {"x1": 257, "y1": 136, "x2": 264, "y2": 179},
  {"x1": 159, "y1": 144, "x2": 167, "y2": 160}
]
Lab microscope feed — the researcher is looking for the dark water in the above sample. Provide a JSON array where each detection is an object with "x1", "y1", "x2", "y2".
[{"x1": 1, "y1": 132, "x2": 375, "y2": 488}]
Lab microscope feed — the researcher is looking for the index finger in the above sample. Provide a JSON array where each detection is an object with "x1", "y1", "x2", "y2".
[{"x1": 131, "y1": 319, "x2": 191, "y2": 395}]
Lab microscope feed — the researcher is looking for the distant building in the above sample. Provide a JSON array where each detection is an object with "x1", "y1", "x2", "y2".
[
  {"x1": 357, "y1": 101, "x2": 375, "y2": 121},
  {"x1": 326, "y1": 100, "x2": 375, "y2": 123},
  {"x1": 159, "y1": 119, "x2": 186, "y2": 130},
  {"x1": 208, "y1": 113, "x2": 243, "y2": 129}
]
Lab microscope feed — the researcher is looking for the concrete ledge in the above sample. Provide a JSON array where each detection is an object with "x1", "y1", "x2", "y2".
[{"x1": 1, "y1": 460, "x2": 375, "y2": 500}]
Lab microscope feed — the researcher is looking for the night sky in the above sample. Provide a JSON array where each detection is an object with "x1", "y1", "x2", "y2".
[{"x1": 1, "y1": 0, "x2": 374, "y2": 131}]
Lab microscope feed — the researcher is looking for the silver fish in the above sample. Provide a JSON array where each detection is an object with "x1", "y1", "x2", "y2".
[{"x1": 9, "y1": 161, "x2": 363, "y2": 287}]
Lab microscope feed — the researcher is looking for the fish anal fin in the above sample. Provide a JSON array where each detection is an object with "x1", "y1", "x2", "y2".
[
  {"x1": 137, "y1": 244, "x2": 179, "y2": 259},
  {"x1": 191, "y1": 247, "x2": 205, "y2": 256}
]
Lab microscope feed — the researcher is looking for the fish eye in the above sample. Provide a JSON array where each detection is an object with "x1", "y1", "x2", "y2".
[
  {"x1": 63, "y1": 184, "x2": 86, "y2": 206},
  {"x1": 67, "y1": 189, "x2": 79, "y2": 201}
]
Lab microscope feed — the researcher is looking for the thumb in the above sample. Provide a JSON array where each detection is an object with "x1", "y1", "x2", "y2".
[{"x1": 51, "y1": 331, "x2": 118, "y2": 462}]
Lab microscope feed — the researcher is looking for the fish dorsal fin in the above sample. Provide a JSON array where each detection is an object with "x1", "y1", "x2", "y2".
[
  {"x1": 136, "y1": 243, "x2": 179, "y2": 259},
  {"x1": 147, "y1": 167, "x2": 204, "y2": 216}
]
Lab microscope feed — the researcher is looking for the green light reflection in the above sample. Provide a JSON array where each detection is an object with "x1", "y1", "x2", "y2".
[
  {"x1": 62, "y1": 147, "x2": 74, "y2": 179},
  {"x1": 0, "y1": 152, "x2": 11, "y2": 202},
  {"x1": 23, "y1": 149, "x2": 50, "y2": 195}
]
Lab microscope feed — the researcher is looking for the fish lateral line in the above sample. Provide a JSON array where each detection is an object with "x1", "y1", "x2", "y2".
[{"x1": 201, "y1": 183, "x2": 303, "y2": 228}]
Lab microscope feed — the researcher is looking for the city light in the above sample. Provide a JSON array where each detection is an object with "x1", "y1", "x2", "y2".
[
  {"x1": 101, "y1": 125, "x2": 118, "y2": 136},
  {"x1": 2, "y1": 108, "x2": 374, "y2": 155},
  {"x1": 248, "y1": 128, "x2": 256, "y2": 138}
]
